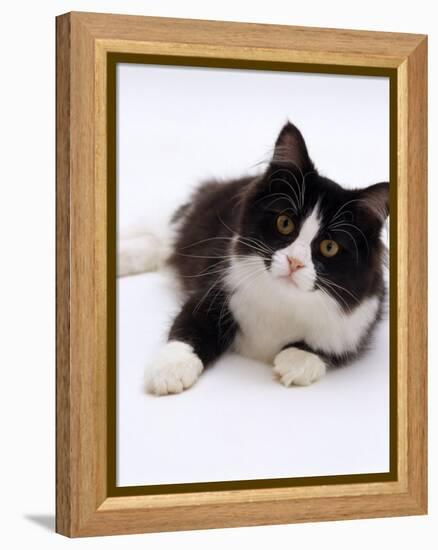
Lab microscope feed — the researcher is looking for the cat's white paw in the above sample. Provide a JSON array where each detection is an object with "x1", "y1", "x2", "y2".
[
  {"x1": 145, "y1": 341, "x2": 204, "y2": 396},
  {"x1": 273, "y1": 347, "x2": 326, "y2": 387}
]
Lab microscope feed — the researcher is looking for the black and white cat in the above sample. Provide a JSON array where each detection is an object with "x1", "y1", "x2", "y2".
[{"x1": 119, "y1": 122, "x2": 389, "y2": 395}]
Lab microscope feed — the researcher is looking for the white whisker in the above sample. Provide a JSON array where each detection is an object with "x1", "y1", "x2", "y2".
[
  {"x1": 270, "y1": 177, "x2": 301, "y2": 211},
  {"x1": 329, "y1": 222, "x2": 370, "y2": 256},
  {"x1": 329, "y1": 228, "x2": 360, "y2": 264},
  {"x1": 318, "y1": 274, "x2": 360, "y2": 306},
  {"x1": 329, "y1": 198, "x2": 366, "y2": 225},
  {"x1": 256, "y1": 192, "x2": 298, "y2": 213}
]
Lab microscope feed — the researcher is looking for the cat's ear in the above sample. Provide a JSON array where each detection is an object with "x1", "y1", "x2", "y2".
[
  {"x1": 359, "y1": 182, "x2": 389, "y2": 223},
  {"x1": 271, "y1": 121, "x2": 314, "y2": 172}
]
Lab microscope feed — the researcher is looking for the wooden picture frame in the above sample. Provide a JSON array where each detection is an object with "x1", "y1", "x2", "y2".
[{"x1": 56, "y1": 11, "x2": 427, "y2": 537}]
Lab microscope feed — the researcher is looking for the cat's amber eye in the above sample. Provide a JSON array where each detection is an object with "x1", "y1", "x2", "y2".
[
  {"x1": 319, "y1": 239, "x2": 340, "y2": 257},
  {"x1": 276, "y1": 214, "x2": 295, "y2": 236}
]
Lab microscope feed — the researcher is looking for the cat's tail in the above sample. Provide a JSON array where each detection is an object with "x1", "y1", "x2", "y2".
[{"x1": 117, "y1": 225, "x2": 174, "y2": 277}]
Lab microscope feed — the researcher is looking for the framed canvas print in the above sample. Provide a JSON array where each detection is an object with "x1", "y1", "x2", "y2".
[{"x1": 56, "y1": 12, "x2": 428, "y2": 537}]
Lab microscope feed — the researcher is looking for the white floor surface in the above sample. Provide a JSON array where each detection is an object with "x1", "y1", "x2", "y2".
[{"x1": 117, "y1": 271, "x2": 390, "y2": 487}]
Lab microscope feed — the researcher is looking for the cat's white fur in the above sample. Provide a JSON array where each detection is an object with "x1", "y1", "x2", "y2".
[
  {"x1": 118, "y1": 222, "x2": 177, "y2": 277},
  {"x1": 145, "y1": 341, "x2": 203, "y2": 395},
  {"x1": 228, "y1": 256, "x2": 378, "y2": 365},
  {"x1": 118, "y1": 233, "x2": 166, "y2": 277}
]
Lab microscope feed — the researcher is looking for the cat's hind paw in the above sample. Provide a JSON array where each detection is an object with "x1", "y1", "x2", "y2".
[
  {"x1": 145, "y1": 341, "x2": 204, "y2": 396},
  {"x1": 118, "y1": 232, "x2": 167, "y2": 277},
  {"x1": 273, "y1": 347, "x2": 326, "y2": 387}
]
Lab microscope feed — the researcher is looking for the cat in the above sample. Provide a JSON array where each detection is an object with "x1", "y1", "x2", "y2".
[{"x1": 119, "y1": 122, "x2": 389, "y2": 395}]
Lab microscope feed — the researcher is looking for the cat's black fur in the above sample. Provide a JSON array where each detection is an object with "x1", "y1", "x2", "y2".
[{"x1": 167, "y1": 122, "x2": 389, "y2": 369}]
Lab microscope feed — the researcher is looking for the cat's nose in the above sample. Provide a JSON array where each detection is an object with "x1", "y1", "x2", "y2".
[{"x1": 287, "y1": 256, "x2": 305, "y2": 273}]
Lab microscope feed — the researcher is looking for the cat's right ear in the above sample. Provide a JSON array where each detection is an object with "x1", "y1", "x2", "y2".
[
  {"x1": 354, "y1": 181, "x2": 389, "y2": 236},
  {"x1": 271, "y1": 121, "x2": 314, "y2": 173},
  {"x1": 359, "y1": 181, "x2": 390, "y2": 223}
]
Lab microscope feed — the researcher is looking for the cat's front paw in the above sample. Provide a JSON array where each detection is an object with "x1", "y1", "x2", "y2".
[
  {"x1": 273, "y1": 347, "x2": 326, "y2": 387},
  {"x1": 145, "y1": 341, "x2": 204, "y2": 396}
]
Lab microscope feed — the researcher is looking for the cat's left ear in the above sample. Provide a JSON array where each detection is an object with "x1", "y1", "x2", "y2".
[
  {"x1": 359, "y1": 181, "x2": 390, "y2": 223},
  {"x1": 271, "y1": 121, "x2": 314, "y2": 173}
]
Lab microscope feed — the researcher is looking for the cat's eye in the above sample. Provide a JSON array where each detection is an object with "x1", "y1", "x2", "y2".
[
  {"x1": 276, "y1": 214, "x2": 295, "y2": 236},
  {"x1": 319, "y1": 239, "x2": 340, "y2": 257}
]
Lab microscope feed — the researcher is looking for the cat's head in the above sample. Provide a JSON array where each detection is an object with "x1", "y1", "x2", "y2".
[{"x1": 235, "y1": 122, "x2": 389, "y2": 310}]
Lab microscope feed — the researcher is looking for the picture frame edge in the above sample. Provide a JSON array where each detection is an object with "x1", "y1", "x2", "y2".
[{"x1": 55, "y1": 11, "x2": 428, "y2": 538}]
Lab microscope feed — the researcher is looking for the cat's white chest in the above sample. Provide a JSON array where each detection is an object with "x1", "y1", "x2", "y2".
[
  {"x1": 230, "y1": 290, "x2": 304, "y2": 363},
  {"x1": 226, "y1": 258, "x2": 379, "y2": 364},
  {"x1": 228, "y1": 275, "x2": 313, "y2": 363}
]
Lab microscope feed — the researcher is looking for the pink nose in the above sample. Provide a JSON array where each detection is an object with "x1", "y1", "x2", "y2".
[{"x1": 288, "y1": 256, "x2": 304, "y2": 273}]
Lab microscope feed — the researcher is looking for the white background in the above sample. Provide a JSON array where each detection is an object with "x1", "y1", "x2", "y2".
[
  {"x1": 117, "y1": 66, "x2": 390, "y2": 485},
  {"x1": 118, "y1": 65, "x2": 389, "y2": 232},
  {"x1": 0, "y1": 1, "x2": 435, "y2": 549}
]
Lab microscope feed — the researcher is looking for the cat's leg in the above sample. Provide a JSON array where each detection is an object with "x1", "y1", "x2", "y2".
[
  {"x1": 273, "y1": 342, "x2": 326, "y2": 387},
  {"x1": 146, "y1": 291, "x2": 237, "y2": 395}
]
